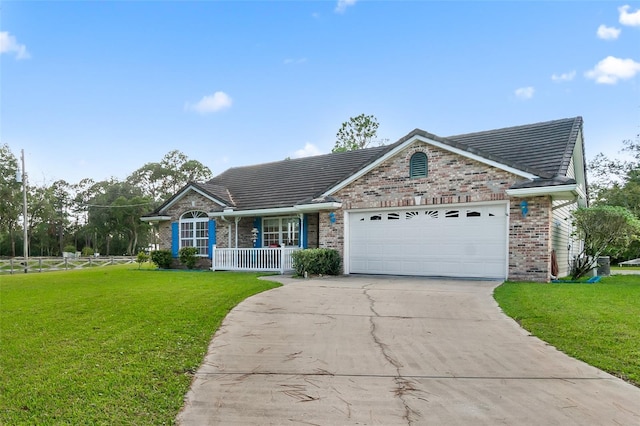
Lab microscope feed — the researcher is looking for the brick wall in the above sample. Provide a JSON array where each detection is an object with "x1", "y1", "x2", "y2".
[
  {"x1": 306, "y1": 213, "x2": 319, "y2": 248},
  {"x1": 321, "y1": 141, "x2": 552, "y2": 281},
  {"x1": 508, "y1": 196, "x2": 552, "y2": 281},
  {"x1": 155, "y1": 191, "x2": 224, "y2": 252}
]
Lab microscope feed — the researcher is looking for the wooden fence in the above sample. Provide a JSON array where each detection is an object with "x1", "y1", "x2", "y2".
[{"x1": 0, "y1": 256, "x2": 136, "y2": 274}]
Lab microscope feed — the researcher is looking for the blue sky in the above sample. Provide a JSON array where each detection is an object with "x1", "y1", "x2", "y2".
[{"x1": 2, "y1": 1, "x2": 639, "y2": 186}]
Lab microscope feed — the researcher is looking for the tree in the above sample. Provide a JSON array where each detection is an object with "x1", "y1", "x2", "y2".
[
  {"x1": 85, "y1": 180, "x2": 152, "y2": 255},
  {"x1": 0, "y1": 144, "x2": 21, "y2": 256},
  {"x1": 23, "y1": 180, "x2": 79, "y2": 256},
  {"x1": 332, "y1": 114, "x2": 385, "y2": 153},
  {"x1": 588, "y1": 137, "x2": 640, "y2": 261},
  {"x1": 570, "y1": 206, "x2": 640, "y2": 279},
  {"x1": 127, "y1": 150, "x2": 213, "y2": 203}
]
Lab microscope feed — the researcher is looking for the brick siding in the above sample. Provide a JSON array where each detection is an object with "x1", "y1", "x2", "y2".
[
  {"x1": 322, "y1": 142, "x2": 552, "y2": 281},
  {"x1": 154, "y1": 142, "x2": 554, "y2": 281}
]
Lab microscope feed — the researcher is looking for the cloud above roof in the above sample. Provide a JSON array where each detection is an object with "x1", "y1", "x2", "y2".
[
  {"x1": 619, "y1": 5, "x2": 640, "y2": 26},
  {"x1": 551, "y1": 71, "x2": 576, "y2": 82},
  {"x1": 514, "y1": 86, "x2": 534, "y2": 100},
  {"x1": 0, "y1": 31, "x2": 30, "y2": 60},
  {"x1": 185, "y1": 91, "x2": 233, "y2": 114},
  {"x1": 585, "y1": 56, "x2": 640, "y2": 84},
  {"x1": 596, "y1": 24, "x2": 621, "y2": 40},
  {"x1": 293, "y1": 142, "x2": 322, "y2": 158},
  {"x1": 335, "y1": 0, "x2": 356, "y2": 14}
]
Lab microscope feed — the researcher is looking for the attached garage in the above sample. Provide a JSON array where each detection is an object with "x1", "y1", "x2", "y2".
[{"x1": 347, "y1": 202, "x2": 508, "y2": 279}]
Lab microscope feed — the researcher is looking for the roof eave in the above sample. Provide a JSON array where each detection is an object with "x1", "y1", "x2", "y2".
[
  {"x1": 140, "y1": 215, "x2": 171, "y2": 222},
  {"x1": 158, "y1": 183, "x2": 229, "y2": 214},
  {"x1": 295, "y1": 202, "x2": 343, "y2": 212},
  {"x1": 208, "y1": 203, "x2": 342, "y2": 218},
  {"x1": 506, "y1": 184, "x2": 587, "y2": 206}
]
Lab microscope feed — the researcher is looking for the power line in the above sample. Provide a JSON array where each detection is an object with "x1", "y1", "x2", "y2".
[{"x1": 82, "y1": 202, "x2": 155, "y2": 208}]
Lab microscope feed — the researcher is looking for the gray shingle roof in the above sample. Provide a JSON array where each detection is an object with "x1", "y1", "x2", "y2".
[
  {"x1": 446, "y1": 117, "x2": 582, "y2": 179},
  {"x1": 207, "y1": 143, "x2": 401, "y2": 210},
  {"x1": 150, "y1": 117, "x2": 582, "y2": 214}
]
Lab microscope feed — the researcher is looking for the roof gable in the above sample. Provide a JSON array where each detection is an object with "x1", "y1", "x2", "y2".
[{"x1": 152, "y1": 182, "x2": 230, "y2": 215}]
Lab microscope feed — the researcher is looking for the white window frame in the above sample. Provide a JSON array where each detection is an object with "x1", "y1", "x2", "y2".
[
  {"x1": 262, "y1": 216, "x2": 300, "y2": 247},
  {"x1": 179, "y1": 211, "x2": 209, "y2": 256}
]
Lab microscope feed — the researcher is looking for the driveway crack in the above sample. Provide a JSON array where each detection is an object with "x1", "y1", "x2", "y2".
[{"x1": 364, "y1": 287, "x2": 421, "y2": 425}]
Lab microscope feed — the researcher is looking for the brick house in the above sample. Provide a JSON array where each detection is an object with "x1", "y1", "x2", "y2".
[{"x1": 142, "y1": 116, "x2": 587, "y2": 282}]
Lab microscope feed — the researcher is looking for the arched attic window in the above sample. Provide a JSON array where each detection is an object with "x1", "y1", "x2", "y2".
[
  {"x1": 179, "y1": 211, "x2": 209, "y2": 256},
  {"x1": 410, "y1": 152, "x2": 428, "y2": 178}
]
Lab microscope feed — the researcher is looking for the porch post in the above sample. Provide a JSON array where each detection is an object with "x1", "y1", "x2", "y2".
[
  {"x1": 211, "y1": 244, "x2": 216, "y2": 271},
  {"x1": 234, "y1": 217, "x2": 240, "y2": 248},
  {"x1": 280, "y1": 244, "x2": 285, "y2": 275},
  {"x1": 234, "y1": 217, "x2": 240, "y2": 268}
]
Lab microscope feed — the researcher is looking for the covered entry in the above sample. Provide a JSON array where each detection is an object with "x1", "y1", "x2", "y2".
[{"x1": 347, "y1": 203, "x2": 508, "y2": 279}]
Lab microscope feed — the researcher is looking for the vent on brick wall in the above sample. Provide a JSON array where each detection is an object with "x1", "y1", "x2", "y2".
[{"x1": 410, "y1": 152, "x2": 428, "y2": 178}]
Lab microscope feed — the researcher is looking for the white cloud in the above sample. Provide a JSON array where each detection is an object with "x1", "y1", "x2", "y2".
[
  {"x1": 0, "y1": 31, "x2": 30, "y2": 59},
  {"x1": 514, "y1": 86, "x2": 534, "y2": 100},
  {"x1": 619, "y1": 5, "x2": 640, "y2": 26},
  {"x1": 596, "y1": 24, "x2": 621, "y2": 40},
  {"x1": 585, "y1": 56, "x2": 640, "y2": 84},
  {"x1": 335, "y1": 0, "x2": 356, "y2": 14},
  {"x1": 292, "y1": 143, "x2": 323, "y2": 158},
  {"x1": 551, "y1": 71, "x2": 576, "y2": 82},
  {"x1": 185, "y1": 91, "x2": 232, "y2": 114}
]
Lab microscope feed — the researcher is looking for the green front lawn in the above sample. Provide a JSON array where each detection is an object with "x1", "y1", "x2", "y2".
[
  {"x1": 494, "y1": 275, "x2": 640, "y2": 386},
  {"x1": 0, "y1": 265, "x2": 280, "y2": 425}
]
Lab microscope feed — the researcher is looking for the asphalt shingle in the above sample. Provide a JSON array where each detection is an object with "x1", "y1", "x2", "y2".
[{"x1": 151, "y1": 117, "x2": 582, "y2": 214}]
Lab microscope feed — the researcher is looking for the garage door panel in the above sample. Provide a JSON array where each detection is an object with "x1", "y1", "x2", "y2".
[{"x1": 349, "y1": 204, "x2": 507, "y2": 279}]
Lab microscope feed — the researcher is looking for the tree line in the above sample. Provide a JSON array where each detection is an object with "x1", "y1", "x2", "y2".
[{"x1": 0, "y1": 147, "x2": 211, "y2": 257}]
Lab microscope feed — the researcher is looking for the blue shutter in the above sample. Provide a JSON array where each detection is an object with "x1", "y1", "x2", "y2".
[
  {"x1": 253, "y1": 217, "x2": 262, "y2": 248},
  {"x1": 171, "y1": 222, "x2": 179, "y2": 258},
  {"x1": 208, "y1": 220, "x2": 216, "y2": 259},
  {"x1": 302, "y1": 215, "x2": 308, "y2": 248}
]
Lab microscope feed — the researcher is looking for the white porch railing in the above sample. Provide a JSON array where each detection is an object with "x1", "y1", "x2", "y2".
[{"x1": 211, "y1": 246, "x2": 300, "y2": 274}]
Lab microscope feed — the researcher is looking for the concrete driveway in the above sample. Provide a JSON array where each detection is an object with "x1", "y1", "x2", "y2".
[{"x1": 177, "y1": 276, "x2": 640, "y2": 425}]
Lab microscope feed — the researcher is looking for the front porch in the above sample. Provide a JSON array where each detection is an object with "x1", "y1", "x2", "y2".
[{"x1": 211, "y1": 246, "x2": 301, "y2": 274}]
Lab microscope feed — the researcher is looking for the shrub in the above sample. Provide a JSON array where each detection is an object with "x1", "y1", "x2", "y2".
[
  {"x1": 63, "y1": 245, "x2": 77, "y2": 254},
  {"x1": 150, "y1": 250, "x2": 173, "y2": 269},
  {"x1": 81, "y1": 246, "x2": 95, "y2": 256},
  {"x1": 179, "y1": 247, "x2": 199, "y2": 269},
  {"x1": 291, "y1": 248, "x2": 341, "y2": 277},
  {"x1": 136, "y1": 251, "x2": 150, "y2": 269}
]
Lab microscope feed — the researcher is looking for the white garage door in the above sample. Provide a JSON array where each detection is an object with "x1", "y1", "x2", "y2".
[{"x1": 348, "y1": 203, "x2": 507, "y2": 279}]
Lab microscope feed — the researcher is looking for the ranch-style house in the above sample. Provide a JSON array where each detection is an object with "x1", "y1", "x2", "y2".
[{"x1": 142, "y1": 116, "x2": 587, "y2": 282}]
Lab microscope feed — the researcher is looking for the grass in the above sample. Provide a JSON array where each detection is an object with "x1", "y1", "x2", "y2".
[
  {"x1": 0, "y1": 264, "x2": 280, "y2": 425},
  {"x1": 494, "y1": 274, "x2": 640, "y2": 386}
]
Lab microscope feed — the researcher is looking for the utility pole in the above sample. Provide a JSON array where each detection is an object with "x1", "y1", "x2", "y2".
[{"x1": 21, "y1": 149, "x2": 28, "y2": 273}]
